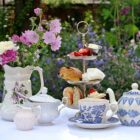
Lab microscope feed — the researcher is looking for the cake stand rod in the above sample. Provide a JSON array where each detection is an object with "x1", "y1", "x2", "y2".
[{"x1": 82, "y1": 33, "x2": 87, "y2": 97}]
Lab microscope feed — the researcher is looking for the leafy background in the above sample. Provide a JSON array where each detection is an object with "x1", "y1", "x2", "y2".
[{"x1": 0, "y1": 0, "x2": 140, "y2": 101}]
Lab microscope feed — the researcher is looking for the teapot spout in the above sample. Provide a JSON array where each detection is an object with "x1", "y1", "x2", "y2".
[{"x1": 106, "y1": 88, "x2": 117, "y2": 103}]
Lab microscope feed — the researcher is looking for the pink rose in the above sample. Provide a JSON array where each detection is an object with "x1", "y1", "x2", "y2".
[{"x1": 0, "y1": 50, "x2": 17, "y2": 65}]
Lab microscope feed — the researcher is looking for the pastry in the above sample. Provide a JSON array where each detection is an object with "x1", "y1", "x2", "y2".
[
  {"x1": 88, "y1": 88, "x2": 106, "y2": 99},
  {"x1": 82, "y1": 68, "x2": 105, "y2": 81},
  {"x1": 63, "y1": 87, "x2": 74, "y2": 105},
  {"x1": 63, "y1": 86, "x2": 83, "y2": 106},
  {"x1": 59, "y1": 67, "x2": 82, "y2": 81},
  {"x1": 87, "y1": 43, "x2": 101, "y2": 53},
  {"x1": 73, "y1": 87, "x2": 83, "y2": 106}
]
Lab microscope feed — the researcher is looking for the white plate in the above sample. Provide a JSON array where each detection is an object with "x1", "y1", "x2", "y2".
[
  {"x1": 67, "y1": 80, "x2": 101, "y2": 85},
  {"x1": 67, "y1": 55, "x2": 97, "y2": 60},
  {"x1": 69, "y1": 116, "x2": 119, "y2": 129}
]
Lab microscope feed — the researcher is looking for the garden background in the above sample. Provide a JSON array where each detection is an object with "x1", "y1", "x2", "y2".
[{"x1": 0, "y1": 0, "x2": 140, "y2": 101}]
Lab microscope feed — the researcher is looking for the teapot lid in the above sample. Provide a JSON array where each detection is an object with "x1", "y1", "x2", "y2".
[
  {"x1": 127, "y1": 83, "x2": 140, "y2": 95},
  {"x1": 29, "y1": 87, "x2": 60, "y2": 103}
]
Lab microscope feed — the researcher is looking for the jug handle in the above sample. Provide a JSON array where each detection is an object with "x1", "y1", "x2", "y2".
[{"x1": 33, "y1": 67, "x2": 44, "y2": 93}]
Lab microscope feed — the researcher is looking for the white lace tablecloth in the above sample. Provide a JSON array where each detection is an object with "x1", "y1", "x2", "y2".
[{"x1": 0, "y1": 107, "x2": 139, "y2": 140}]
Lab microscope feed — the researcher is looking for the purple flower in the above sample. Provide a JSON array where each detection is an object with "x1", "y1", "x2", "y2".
[
  {"x1": 51, "y1": 36, "x2": 62, "y2": 51},
  {"x1": 57, "y1": 59, "x2": 65, "y2": 65},
  {"x1": 20, "y1": 35, "x2": 31, "y2": 46},
  {"x1": 24, "y1": 30, "x2": 39, "y2": 44},
  {"x1": 49, "y1": 19, "x2": 62, "y2": 33},
  {"x1": 46, "y1": 58, "x2": 51, "y2": 64},
  {"x1": 11, "y1": 34, "x2": 20, "y2": 43},
  {"x1": 20, "y1": 30, "x2": 39, "y2": 46},
  {"x1": 37, "y1": 25, "x2": 44, "y2": 32},
  {"x1": 34, "y1": 8, "x2": 42, "y2": 16},
  {"x1": 78, "y1": 42, "x2": 83, "y2": 48},
  {"x1": 120, "y1": 6, "x2": 131, "y2": 15},
  {"x1": 0, "y1": 50, "x2": 17, "y2": 65},
  {"x1": 43, "y1": 31, "x2": 56, "y2": 44}
]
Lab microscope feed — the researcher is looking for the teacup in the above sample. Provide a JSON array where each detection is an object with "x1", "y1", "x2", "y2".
[{"x1": 78, "y1": 98, "x2": 115, "y2": 124}]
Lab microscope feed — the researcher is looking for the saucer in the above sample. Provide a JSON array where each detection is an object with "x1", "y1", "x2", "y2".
[{"x1": 69, "y1": 116, "x2": 119, "y2": 129}]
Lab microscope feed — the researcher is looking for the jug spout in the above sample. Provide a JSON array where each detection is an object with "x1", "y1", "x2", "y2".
[{"x1": 106, "y1": 88, "x2": 117, "y2": 103}]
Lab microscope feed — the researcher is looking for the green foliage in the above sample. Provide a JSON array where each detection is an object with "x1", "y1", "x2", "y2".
[
  {"x1": 42, "y1": 0, "x2": 84, "y2": 7},
  {"x1": 105, "y1": 32, "x2": 117, "y2": 46},
  {"x1": 14, "y1": 0, "x2": 34, "y2": 33},
  {"x1": 101, "y1": 54, "x2": 135, "y2": 100},
  {"x1": 135, "y1": 46, "x2": 140, "y2": 57},
  {"x1": 124, "y1": 24, "x2": 139, "y2": 37}
]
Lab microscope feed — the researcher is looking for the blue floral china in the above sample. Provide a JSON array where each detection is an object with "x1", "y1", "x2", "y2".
[
  {"x1": 69, "y1": 115, "x2": 119, "y2": 129},
  {"x1": 69, "y1": 116, "x2": 119, "y2": 124},
  {"x1": 78, "y1": 98, "x2": 118, "y2": 124},
  {"x1": 117, "y1": 83, "x2": 140, "y2": 126}
]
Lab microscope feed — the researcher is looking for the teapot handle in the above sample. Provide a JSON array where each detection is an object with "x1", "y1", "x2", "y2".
[{"x1": 33, "y1": 67, "x2": 44, "y2": 93}]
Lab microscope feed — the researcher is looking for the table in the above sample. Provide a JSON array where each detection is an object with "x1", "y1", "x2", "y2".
[{"x1": 0, "y1": 107, "x2": 140, "y2": 140}]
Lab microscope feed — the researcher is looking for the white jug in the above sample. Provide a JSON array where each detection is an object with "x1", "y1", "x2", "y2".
[{"x1": 1, "y1": 65, "x2": 44, "y2": 121}]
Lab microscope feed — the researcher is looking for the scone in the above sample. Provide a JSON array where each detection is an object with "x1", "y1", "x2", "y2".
[
  {"x1": 63, "y1": 87, "x2": 74, "y2": 105},
  {"x1": 59, "y1": 67, "x2": 82, "y2": 81},
  {"x1": 63, "y1": 86, "x2": 83, "y2": 106},
  {"x1": 73, "y1": 87, "x2": 83, "y2": 106}
]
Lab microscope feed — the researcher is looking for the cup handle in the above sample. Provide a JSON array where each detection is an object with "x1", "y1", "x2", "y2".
[
  {"x1": 33, "y1": 67, "x2": 44, "y2": 93},
  {"x1": 105, "y1": 102, "x2": 118, "y2": 120}
]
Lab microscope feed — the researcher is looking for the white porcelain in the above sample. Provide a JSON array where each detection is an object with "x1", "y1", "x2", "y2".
[
  {"x1": 26, "y1": 87, "x2": 63, "y2": 124},
  {"x1": 117, "y1": 83, "x2": 140, "y2": 126},
  {"x1": 78, "y1": 98, "x2": 118, "y2": 124},
  {"x1": 14, "y1": 106, "x2": 36, "y2": 131},
  {"x1": 82, "y1": 68, "x2": 105, "y2": 81},
  {"x1": 1, "y1": 65, "x2": 44, "y2": 121}
]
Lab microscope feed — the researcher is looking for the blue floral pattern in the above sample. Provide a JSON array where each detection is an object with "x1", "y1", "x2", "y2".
[
  {"x1": 119, "y1": 97, "x2": 140, "y2": 106},
  {"x1": 127, "y1": 91, "x2": 140, "y2": 95},
  {"x1": 118, "y1": 109, "x2": 140, "y2": 118},
  {"x1": 120, "y1": 120, "x2": 140, "y2": 126},
  {"x1": 79, "y1": 104, "x2": 106, "y2": 123}
]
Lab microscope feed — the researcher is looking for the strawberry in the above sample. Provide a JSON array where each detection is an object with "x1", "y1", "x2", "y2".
[
  {"x1": 89, "y1": 88, "x2": 96, "y2": 94},
  {"x1": 73, "y1": 52, "x2": 83, "y2": 56},
  {"x1": 79, "y1": 48, "x2": 92, "y2": 56}
]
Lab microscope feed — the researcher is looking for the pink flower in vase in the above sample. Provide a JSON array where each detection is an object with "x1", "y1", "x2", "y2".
[
  {"x1": 11, "y1": 34, "x2": 20, "y2": 43},
  {"x1": 24, "y1": 30, "x2": 39, "y2": 44},
  {"x1": 43, "y1": 31, "x2": 56, "y2": 44},
  {"x1": 50, "y1": 19, "x2": 62, "y2": 33},
  {"x1": 20, "y1": 35, "x2": 31, "y2": 46},
  {"x1": 20, "y1": 30, "x2": 39, "y2": 46},
  {"x1": 0, "y1": 50, "x2": 17, "y2": 65},
  {"x1": 34, "y1": 8, "x2": 42, "y2": 16},
  {"x1": 51, "y1": 36, "x2": 62, "y2": 51}
]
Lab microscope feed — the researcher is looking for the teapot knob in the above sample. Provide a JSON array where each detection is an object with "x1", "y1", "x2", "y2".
[
  {"x1": 131, "y1": 83, "x2": 138, "y2": 90},
  {"x1": 41, "y1": 87, "x2": 48, "y2": 94}
]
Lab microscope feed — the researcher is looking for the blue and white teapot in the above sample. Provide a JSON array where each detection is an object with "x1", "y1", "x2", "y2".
[{"x1": 117, "y1": 83, "x2": 140, "y2": 126}]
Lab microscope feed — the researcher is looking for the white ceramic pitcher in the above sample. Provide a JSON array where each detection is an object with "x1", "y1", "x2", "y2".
[{"x1": 1, "y1": 65, "x2": 44, "y2": 121}]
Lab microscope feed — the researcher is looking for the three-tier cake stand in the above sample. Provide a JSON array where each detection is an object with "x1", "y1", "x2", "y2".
[{"x1": 62, "y1": 21, "x2": 101, "y2": 109}]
